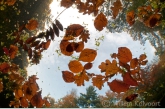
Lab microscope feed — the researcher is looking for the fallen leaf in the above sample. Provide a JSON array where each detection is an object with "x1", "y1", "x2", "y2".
[
  {"x1": 74, "y1": 70, "x2": 89, "y2": 86},
  {"x1": 110, "y1": 0, "x2": 123, "y2": 19},
  {"x1": 25, "y1": 19, "x2": 38, "y2": 30},
  {"x1": 62, "y1": 71, "x2": 75, "y2": 83},
  {"x1": 30, "y1": 91, "x2": 44, "y2": 108},
  {"x1": 60, "y1": 40, "x2": 73, "y2": 56},
  {"x1": 94, "y1": 12, "x2": 108, "y2": 31},
  {"x1": 107, "y1": 79, "x2": 129, "y2": 93},
  {"x1": 79, "y1": 48, "x2": 97, "y2": 62},
  {"x1": 68, "y1": 60, "x2": 83, "y2": 73}
]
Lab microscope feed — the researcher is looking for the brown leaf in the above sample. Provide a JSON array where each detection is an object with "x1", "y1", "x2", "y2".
[
  {"x1": 50, "y1": 27, "x2": 55, "y2": 41},
  {"x1": 55, "y1": 19, "x2": 63, "y2": 31},
  {"x1": 20, "y1": 97, "x2": 28, "y2": 108},
  {"x1": 75, "y1": 41, "x2": 84, "y2": 52},
  {"x1": 28, "y1": 48, "x2": 32, "y2": 59},
  {"x1": 68, "y1": 60, "x2": 83, "y2": 73},
  {"x1": 79, "y1": 30, "x2": 90, "y2": 43},
  {"x1": 45, "y1": 29, "x2": 50, "y2": 41},
  {"x1": 0, "y1": 80, "x2": 3, "y2": 93},
  {"x1": 14, "y1": 88, "x2": 23, "y2": 99},
  {"x1": 119, "y1": 61, "x2": 130, "y2": 72},
  {"x1": 23, "y1": 44, "x2": 29, "y2": 51},
  {"x1": 25, "y1": 37, "x2": 36, "y2": 44},
  {"x1": 25, "y1": 19, "x2": 38, "y2": 30},
  {"x1": 107, "y1": 79, "x2": 129, "y2": 93},
  {"x1": 0, "y1": 62, "x2": 10, "y2": 73},
  {"x1": 52, "y1": 23, "x2": 59, "y2": 37},
  {"x1": 30, "y1": 91, "x2": 44, "y2": 108},
  {"x1": 84, "y1": 62, "x2": 93, "y2": 70},
  {"x1": 141, "y1": 60, "x2": 148, "y2": 65},
  {"x1": 74, "y1": 70, "x2": 89, "y2": 86},
  {"x1": 66, "y1": 42, "x2": 75, "y2": 52},
  {"x1": 139, "y1": 54, "x2": 147, "y2": 61},
  {"x1": 126, "y1": 11, "x2": 135, "y2": 26},
  {"x1": 117, "y1": 47, "x2": 132, "y2": 64},
  {"x1": 144, "y1": 14, "x2": 161, "y2": 28},
  {"x1": 9, "y1": 45, "x2": 18, "y2": 59},
  {"x1": 43, "y1": 39, "x2": 51, "y2": 50},
  {"x1": 44, "y1": 98, "x2": 50, "y2": 108},
  {"x1": 94, "y1": 12, "x2": 108, "y2": 31},
  {"x1": 62, "y1": 71, "x2": 75, "y2": 83},
  {"x1": 60, "y1": 40, "x2": 73, "y2": 56},
  {"x1": 65, "y1": 24, "x2": 84, "y2": 37},
  {"x1": 125, "y1": 94, "x2": 138, "y2": 102},
  {"x1": 92, "y1": 75, "x2": 106, "y2": 90},
  {"x1": 79, "y1": 48, "x2": 97, "y2": 62},
  {"x1": 31, "y1": 40, "x2": 40, "y2": 47},
  {"x1": 9, "y1": 100, "x2": 20, "y2": 108},
  {"x1": 110, "y1": 0, "x2": 123, "y2": 19},
  {"x1": 123, "y1": 72, "x2": 138, "y2": 86},
  {"x1": 61, "y1": 0, "x2": 74, "y2": 8},
  {"x1": 130, "y1": 58, "x2": 139, "y2": 69},
  {"x1": 111, "y1": 53, "x2": 117, "y2": 59}
]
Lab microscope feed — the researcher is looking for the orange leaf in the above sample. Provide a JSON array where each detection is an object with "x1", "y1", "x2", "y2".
[
  {"x1": 75, "y1": 41, "x2": 84, "y2": 52},
  {"x1": 55, "y1": 19, "x2": 63, "y2": 31},
  {"x1": 84, "y1": 62, "x2": 93, "y2": 70},
  {"x1": 130, "y1": 58, "x2": 138, "y2": 69},
  {"x1": 44, "y1": 98, "x2": 50, "y2": 108},
  {"x1": 6, "y1": 0, "x2": 16, "y2": 6},
  {"x1": 123, "y1": 72, "x2": 138, "y2": 86},
  {"x1": 126, "y1": 11, "x2": 135, "y2": 26},
  {"x1": 141, "y1": 60, "x2": 148, "y2": 65},
  {"x1": 60, "y1": 40, "x2": 73, "y2": 56},
  {"x1": 65, "y1": 24, "x2": 84, "y2": 37},
  {"x1": 14, "y1": 88, "x2": 23, "y2": 99},
  {"x1": 0, "y1": 62, "x2": 10, "y2": 73},
  {"x1": 139, "y1": 54, "x2": 147, "y2": 61},
  {"x1": 44, "y1": 39, "x2": 51, "y2": 50},
  {"x1": 94, "y1": 12, "x2": 108, "y2": 31},
  {"x1": 79, "y1": 30, "x2": 90, "y2": 43},
  {"x1": 117, "y1": 47, "x2": 132, "y2": 64},
  {"x1": 61, "y1": 0, "x2": 74, "y2": 8},
  {"x1": 20, "y1": 97, "x2": 28, "y2": 108},
  {"x1": 144, "y1": 14, "x2": 161, "y2": 28},
  {"x1": 74, "y1": 70, "x2": 89, "y2": 86},
  {"x1": 68, "y1": 60, "x2": 83, "y2": 73},
  {"x1": 92, "y1": 75, "x2": 106, "y2": 90},
  {"x1": 9, "y1": 100, "x2": 20, "y2": 108},
  {"x1": 110, "y1": 0, "x2": 123, "y2": 19},
  {"x1": 25, "y1": 19, "x2": 38, "y2": 30},
  {"x1": 30, "y1": 91, "x2": 44, "y2": 108},
  {"x1": 0, "y1": 80, "x2": 3, "y2": 93},
  {"x1": 62, "y1": 71, "x2": 75, "y2": 83},
  {"x1": 107, "y1": 79, "x2": 129, "y2": 93},
  {"x1": 25, "y1": 37, "x2": 36, "y2": 44},
  {"x1": 79, "y1": 48, "x2": 97, "y2": 62},
  {"x1": 9, "y1": 45, "x2": 18, "y2": 59}
]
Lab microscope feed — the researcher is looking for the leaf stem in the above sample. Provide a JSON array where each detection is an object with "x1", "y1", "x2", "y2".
[{"x1": 55, "y1": 8, "x2": 67, "y2": 20}]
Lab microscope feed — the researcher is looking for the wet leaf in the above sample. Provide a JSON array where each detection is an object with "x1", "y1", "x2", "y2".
[
  {"x1": 55, "y1": 19, "x2": 63, "y2": 31},
  {"x1": 107, "y1": 79, "x2": 129, "y2": 93},
  {"x1": 25, "y1": 19, "x2": 38, "y2": 30},
  {"x1": 79, "y1": 48, "x2": 97, "y2": 62},
  {"x1": 94, "y1": 12, "x2": 108, "y2": 31},
  {"x1": 123, "y1": 72, "x2": 138, "y2": 86},
  {"x1": 117, "y1": 47, "x2": 132, "y2": 64},
  {"x1": 20, "y1": 97, "x2": 28, "y2": 108},
  {"x1": 68, "y1": 60, "x2": 83, "y2": 73},
  {"x1": 62, "y1": 71, "x2": 75, "y2": 83},
  {"x1": 110, "y1": 0, "x2": 123, "y2": 19},
  {"x1": 84, "y1": 62, "x2": 93, "y2": 70},
  {"x1": 30, "y1": 91, "x2": 44, "y2": 108},
  {"x1": 74, "y1": 70, "x2": 89, "y2": 86}
]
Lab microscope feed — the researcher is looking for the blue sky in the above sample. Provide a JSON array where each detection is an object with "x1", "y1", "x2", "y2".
[{"x1": 27, "y1": 0, "x2": 156, "y2": 100}]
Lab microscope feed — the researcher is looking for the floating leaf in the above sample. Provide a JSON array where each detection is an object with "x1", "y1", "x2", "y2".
[
  {"x1": 68, "y1": 60, "x2": 83, "y2": 73},
  {"x1": 20, "y1": 97, "x2": 28, "y2": 108},
  {"x1": 92, "y1": 75, "x2": 106, "y2": 90},
  {"x1": 110, "y1": 0, "x2": 123, "y2": 19},
  {"x1": 84, "y1": 62, "x2": 93, "y2": 70},
  {"x1": 125, "y1": 94, "x2": 138, "y2": 102},
  {"x1": 74, "y1": 70, "x2": 89, "y2": 86},
  {"x1": 94, "y1": 12, "x2": 108, "y2": 31},
  {"x1": 130, "y1": 58, "x2": 138, "y2": 69},
  {"x1": 25, "y1": 19, "x2": 38, "y2": 30},
  {"x1": 55, "y1": 19, "x2": 63, "y2": 31},
  {"x1": 60, "y1": 40, "x2": 73, "y2": 56},
  {"x1": 107, "y1": 79, "x2": 129, "y2": 93},
  {"x1": 123, "y1": 72, "x2": 138, "y2": 86},
  {"x1": 62, "y1": 71, "x2": 75, "y2": 83},
  {"x1": 52, "y1": 23, "x2": 59, "y2": 37},
  {"x1": 117, "y1": 47, "x2": 132, "y2": 63},
  {"x1": 79, "y1": 48, "x2": 97, "y2": 62},
  {"x1": 126, "y1": 11, "x2": 135, "y2": 26},
  {"x1": 30, "y1": 91, "x2": 44, "y2": 108}
]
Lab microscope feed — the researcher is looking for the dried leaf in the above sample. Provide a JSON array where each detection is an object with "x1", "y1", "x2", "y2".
[
  {"x1": 9, "y1": 45, "x2": 18, "y2": 59},
  {"x1": 30, "y1": 91, "x2": 44, "y2": 108},
  {"x1": 75, "y1": 41, "x2": 84, "y2": 52},
  {"x1": 94, "y1": 12, "x2": 108, "y2": 31},
  {"x1": 55, "y1": 19, "x2": 63, "y2": 31},
  {"x1": 25, "y1": 37, "x2": 36, "y2": 44},
  {"x1": 141, "y1": 60, "x2": 148, "y2": 65},
  {"x1": 50, "y1": 27, "x2": 55, "y2": 41},
  {"x1": 79, "y1": 48, "x2": 97, "y2": 62},
  {"x1": 31, "y1": 40, "x2": 40, "y2": 47},
  {"x1": 126, "y1": 11, "x2": 135, "y2": 26},
  {"x1": 68, "y1": 60, "x2": 83, "y2": 73},
  {"x1": 61, "y1": 0, "x2": 74, "y2": 8},
  {"x1": 66, "y1": 42, "x2": 75, "y2": 52},
  {"x1": 62, "y1": 71, "x2": 75, "y2": 83},
  {"x1": 9, "y1": 100, "x2": 20, "y2": 108},
  {"x1": 92, "y1": 75, "x2": 106, "y2": 90},
  {"x1": 117, "y1": 47, "x2": 132, "y2": 64},
  {"x1": 14, "y1": 88, "x2": 23, "y2": 99},
  {"x1": 125, "y1": 94, "x2": 138, "y2": 102},
  {"x1": 110, "y1": 0, "x2": 123, "y2": 19},
  {"x1": 45, "y1": 29, "x2": 50, "y2": 41},
  {"x1": 139, "y1": 54, "x2": 147, "y2": 61},
  {"x1": 130, "y1": 58, "x2": 138, "y2": 69},
  {"x1": 119, "y1": 61, "x2": 130, "y2": 72},
  {"x1": 79, "y1": 30, "x2": 90, "y2": 43},
  {"x1": 65, "y1": 24, "x2": 84, "y2": 37},
  {"x1": 144, "y1": 14, "x2": 161, "y2": 28},
  {"x1": 20, "y1": 97, "x2": 28, "y2": 108},
  {"x1": 111, "y1": 53, "x2": 117, "y2": 59},
  {"x1": 43, "y1": 39, "x2": 51, "y2": 50},
  {"x1": 25, "y1": 19, "x2": 38, "y2": 30},
  {"x1": 0, "y1": 62, "x2": 10, "y2": 73},
  {"x1": 84, "y1": 62, "x2": 93, "y2": 70},
  {"x1": 74, "y1": 70, "x2": 89, "y2": 86},
  {"x1": 60, "y1": 40, "x2": 73, "y2": 56},
  {"x1": 107, "y1": 79, "x2": 129, "y2": 93},
  {"x1": 123, "y1": 72, "x2": 138, "y2": 86},
  {"x1": 52, "y1": 23, "x2": 59, "y2": 37}
]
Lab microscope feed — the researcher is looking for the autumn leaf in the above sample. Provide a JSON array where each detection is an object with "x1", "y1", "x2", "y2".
[
  {"x1": 0, "y1": 62, "x2": 10, "y2": 73},
  {"x1": 75, "y1": 41, "x2": 84, "y2": 52},
  {"x1": 68, "y1": 60, "x2": 83, "y2": 73},
  {"x1": 94, "y1": 12, "x2": 108, "y2": 31},
  {"x1": 111, "y1": 53, "x2": 117, "y2": 59},
  {"x1": 55, "y1": 19, "x2": 63, "y2": 31},
  {"x1": 92, "y1": 75, "x2": 106, "y2": 90},
  {"x1": 125, "y1": 94, "x2": 138, "y2": 102},
  {"x1": 65, "y1": 24, "x2": 84, "y2": 37},
  {"x1": 139, "y1": 54, "x2": 147, "y2": 61},
  {"x1": 30, "y1": 91, "x2": 44, "y2": 108},
  {"x1": 25, "y1": 19, "x2": 38, "y2": 30},
  {"x1": 9, "y1": 100, "x2": 20, "y2": 108},
  {"x1": 119, "y1": 61, "x2": 130, "y2": 72},
  {"x1": 25, "y1": 37, "x2": 36, "y2": 44},
  {"x1": 60, "y1": 40, "x2": 73, "y2": 56},
  {"x1": 50, "y1": 27, "x2": 55, "y2": 41},
  {"x1": 107, "y1": 79, "x2": 129, "y2": 93},
  {"x1": 130, "y1": 58, "x2": 139, "y2": 69},
  {"x1": 52, "y1": 23, "x2": 59, "y2": 37},
  {"x1": 79, "y1": 48, "x2": 97, "y2": 62},
  {"x1": 61, "y1": 0, "x2": 74, "y2": 8},
  {"x1": 144, "y1": 14, "x2": 161, "y2": 28},
  {"x1": 110, "y1": 0, "x2": 123, "y2": 19},
  {"x1": 20, "y1": 97, "x2": 28, "y2": 108},
  {"x1": 0, "y1": 80, "x2": 3, "y2": 93},
  {"x1": 126, "y1": 11, "x2": 135, "y2": 26},
  {"x1": 6, "y1": 0, "x2": 16, "y2": 6},
  {"x1": 79, "y1": 30, "x2": 90, "y2": 43},
  {"x1": 140, "y1": 60, "x2": 148, "y2": 65},
  {"x1": 43, "y1": 39, "x2": 51, "y2": 50},
  {"x1": 123, "y1": 72, "x2": 138, "y2": 86},
  {"x1": 44, "y1": 98, "x2": 51, "y2": 107},
  {"x1": 28, "y1": 48, "x2": 32, "y2": 59},
  {"x1": 14, "y1": 88, "x2": 23, "y2": 99},
  {"x1": 62, "y1": 71, "x2": 75, "y2": 83},
  {"x1": 74, "y1": 70, "x2": 89, "y2": 86},
  {"x1": 3, "y1": 47, "x2": 9, "y2": 55},
  {"x1": 84, "y1": 62, "x2": 93, "y2": 70},
  {"x1": 117, "y1": 47, "x2": 132, "y2": 64},
  {"x1": 9, "y1": 45, "x2": 18, "y2": 59}
]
